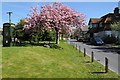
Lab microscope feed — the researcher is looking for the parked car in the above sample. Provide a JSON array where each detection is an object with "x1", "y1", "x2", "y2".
[
  {"x1": 90, "y1": 37, "x2": 104, "y2": 45},
  {"x1": 78, "y1": 38, "x2": 88, "y2": 43},
  {"x1": 78, "y1": 37, "x2": 84, "y2": 42}
]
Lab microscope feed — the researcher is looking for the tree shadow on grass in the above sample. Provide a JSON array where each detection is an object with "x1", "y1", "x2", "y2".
[
  {"x1": 85, "y1": 61, "x2": 91, "y2": 63},
  {"x1": 82, "y1": 61, "x2": 91, "y2": 63},
  {"x1": 91, "y1": 71, "x2": 107, "y2": 74},
  {"x1": 13, "y1": 42, "x2": 63, "y2": 49},
  {"x1": 14, "y1": 42, "x2": 44, "y2": 47}
]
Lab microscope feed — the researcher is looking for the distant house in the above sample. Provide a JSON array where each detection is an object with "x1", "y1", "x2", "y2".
[
  {"x1": 99, "y1": 7, "x2": 120, "y2": 30},
  {"x1": 88, "y1": 18, "x2": 101, "y2": 37},
  {"x1": 88, "y1": 7, "x2": 120, "y2": 43}
]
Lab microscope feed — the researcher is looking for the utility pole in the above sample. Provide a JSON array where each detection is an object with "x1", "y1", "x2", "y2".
[
  {"x1": 6, "y1": 11, "x2": 13, "y2": 45},
  {"x1": 7, "y1": 11, "x2": 13, "y2": 23}
]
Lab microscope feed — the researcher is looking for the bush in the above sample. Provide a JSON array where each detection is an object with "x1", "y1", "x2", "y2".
[
  {"x1": 41, "y1": 30, "x2": 55, "y2": 41},
  {"x1": 50, "y1": 44, "x2": 62, "y2": 49}
]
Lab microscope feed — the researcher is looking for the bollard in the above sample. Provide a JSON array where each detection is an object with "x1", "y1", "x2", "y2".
[
  {"x1": 91, "y1": 51, "x2": 94, "y2": 62},
  {"x1": 84, "y1": 48, "x2": 86, "y2": 57},
  {"x1": 79, "y1": 46, "x2": 81, "y2": 53},
  {"x1": 105, "y1": 57, "x2": 108, "y2": 73}
]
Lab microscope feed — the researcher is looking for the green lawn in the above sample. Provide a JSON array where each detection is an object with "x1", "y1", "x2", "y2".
[{"x1": 2, "y1": 41, "x2": 118, "y2": 78}]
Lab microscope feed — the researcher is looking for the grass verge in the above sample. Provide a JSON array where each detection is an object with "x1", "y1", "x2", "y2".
[{"x1": 2, "y1": 41, "x2": 118, "y2": 78}]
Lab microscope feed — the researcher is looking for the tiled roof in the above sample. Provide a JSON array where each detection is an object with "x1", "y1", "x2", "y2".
[
  {"x1": 88, "y1": 18, "x2": 101, "y2": 25},
  {"x1": 100, "y1": 13, "x2": 120, "y2": 23}
]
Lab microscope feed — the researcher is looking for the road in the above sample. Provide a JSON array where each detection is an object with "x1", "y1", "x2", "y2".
[{"x1": 68, "y1": 39, "x2": 120, "y2": 76}]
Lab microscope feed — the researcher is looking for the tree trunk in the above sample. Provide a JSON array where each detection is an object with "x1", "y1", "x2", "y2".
[
  {"x1": 56, "y1": 30, "x2": 59, "y2": 44},
  {"x1": 61, "y1": 33, "x2": 63, "y2": 40},
  {"x1": 13, "y1": 37, "x2": 15, "y2": 46},
  {"x1": 55, "y1": 28, "x2": 59, "y2": 44}
]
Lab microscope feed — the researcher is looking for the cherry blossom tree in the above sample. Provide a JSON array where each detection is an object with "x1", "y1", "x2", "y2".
[{"x1": 23, "y1": 2, "x2": 86, "y2": 44}]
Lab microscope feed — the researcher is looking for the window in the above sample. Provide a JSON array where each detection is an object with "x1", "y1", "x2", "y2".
[{"x1": 93, "y1": 24, "x2": 97, "y2": 28}]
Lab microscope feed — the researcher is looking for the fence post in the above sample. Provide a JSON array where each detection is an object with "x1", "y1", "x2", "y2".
[
  {"x1": 73, "y1": 43, "x2": 75, "y2": 48},
  {"x1": 105, "y1": 57, "x2": 108, "y2": 73},
  {"x1": 72, "y1": 43, "x2": 74, "y2": 48},
  {"x1": 91, "y1": 51, "x2": 94, "y2": 62},
  {"x1": 79, "y1": 46, "x2": 81, "y2": 53},
  {"x1": 84, "y1": 48, "x2": 86, "y2": 57}
]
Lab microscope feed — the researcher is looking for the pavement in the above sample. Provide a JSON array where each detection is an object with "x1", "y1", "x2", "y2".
[{"x1": 68, "y1": 39, "x2": 120, "y2": 76}]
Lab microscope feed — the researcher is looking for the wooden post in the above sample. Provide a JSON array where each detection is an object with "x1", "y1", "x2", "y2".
[
  {"x1": 91, "y1": 51, "x2": 94, "y2": 62},
  {"x1": 105, "y1": 57, "x2": 108, "y2": 73},
  {"x1": 72, "y1": 42, "x2": 74, "y2": 48},
  {"x1": 79, "y1": 46, "x2": 81, "y2": 53},
  {"x1": 73, "y1": 43, "x2": 74, "y2": 48},
  {"x1": 84, "y1": 48, "x2": 86, "y2": 57}
]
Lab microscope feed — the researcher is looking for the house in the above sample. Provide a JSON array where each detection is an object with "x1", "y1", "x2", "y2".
[
  {"x1": 88, "y1": 7, "x2": 120, "y2": 43},
  {"x1": 88, "y1": 18, "x2": 101, "y2": 37},
  {"x1": 99, "y1": 7, "x2": 120, "y2": 30}
]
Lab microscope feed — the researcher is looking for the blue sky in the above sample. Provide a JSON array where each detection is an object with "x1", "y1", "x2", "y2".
[{"x1": 1, "y1": 2, "x2": 119, "y2": 28}]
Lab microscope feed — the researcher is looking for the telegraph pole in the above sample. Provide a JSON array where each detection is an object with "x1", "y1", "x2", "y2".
[
  {"x1": 6, "y1": 11, "x2": 13, "y2": 45},
  {"x1": 7, "y1": 11, "x2": 13, "y2": 23}
]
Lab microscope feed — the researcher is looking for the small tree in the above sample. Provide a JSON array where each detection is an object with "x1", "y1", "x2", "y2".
[
  {"x1": 111, "y1": 21, "x2": 120, "y2": 31},
  {"x1": 15, "y1": 19, "x2": 26, "y2": 44},
  {"x1": 111, "y1": 21, "x2": 120, "y2": 41}
]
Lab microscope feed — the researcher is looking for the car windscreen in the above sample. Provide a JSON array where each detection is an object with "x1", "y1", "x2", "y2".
[{"x1": 95, "y1": 38, "x2": 103, "y2": 42}]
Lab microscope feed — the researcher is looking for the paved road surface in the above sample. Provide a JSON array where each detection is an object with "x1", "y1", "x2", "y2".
[{"x1": 68, "y1": 39, "x2": 120, "y2": 76}]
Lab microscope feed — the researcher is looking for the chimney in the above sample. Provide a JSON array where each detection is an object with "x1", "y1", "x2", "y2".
[{"x1": 114, "y1": 7, "x2": 119, "y2": 16}]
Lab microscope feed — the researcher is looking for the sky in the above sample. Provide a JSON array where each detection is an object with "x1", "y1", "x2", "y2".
[{"x1": 1, "y1": 2, "x2": 119, "y2": 28}]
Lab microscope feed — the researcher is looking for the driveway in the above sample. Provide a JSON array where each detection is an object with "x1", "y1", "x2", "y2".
[{"x1": 68, "y1": 39, "x2": 120, "y2": 76}]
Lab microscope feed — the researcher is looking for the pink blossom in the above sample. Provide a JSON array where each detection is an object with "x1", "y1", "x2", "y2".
[{"x1": 24, "y1": 2, "x2": 86, "y2": 34}]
